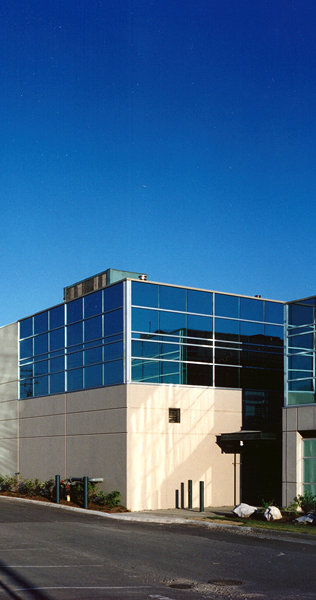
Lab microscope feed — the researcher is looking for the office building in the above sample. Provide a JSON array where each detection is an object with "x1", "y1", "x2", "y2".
[{"x1": 0, "y1": 268, "x2": 314, "y2": 510}]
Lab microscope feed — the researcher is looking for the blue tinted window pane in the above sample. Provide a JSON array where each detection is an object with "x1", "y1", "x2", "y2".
[
  {"x1": 289, "y1": 303, "x2": 314, "y2": 326},
  {"x1": 289, "y1": 354, "x2": 313, "y2": 370},
  {"x1": 132, "y1": 282, "x2": 159, "y2": 308},
  {"x1": 187, "y1": 290, "x2": 212, "y2": 315},
  {"x1": 34, "y1": 376, "x2": 48, "y2": 397},
  {"x1": 50, "y1": 356, "x2": 64, "y2": 373},
  {"x1": 265, "y1": 302, "x2": 284, "y2": 324},
  {"x1": 103, "y1": 341, "x2": 123, "y2": 360},
  {"x1": 50, "y1": 305, "x2": 64, "y2": 329},
  {"x1": 50, "y1": 372, "x2": 65, "y2": 394},
  {"x1": 131, "y1": 359, "x2": 159, "y2": 383},
  {"x1": 67, "y1": 322, "x2": 83, "y2": 346},
  {"x1": 84, "y1": 346, "x2": 102, "y2": 365},
  {"x1": 20, "y1": 363, "x2": 33, "y2": 379},
  {"x1": 20, "y1": 318, "x2": 33, "y2": 339},
  {"x1": 240, "y1": 298, "x2": 264, "y2": 322},
  {"x1": 240, "y1": 321, "x2": 264, "y2": 338},
  {"x1": 103, "y1": 360, "x2": 123, "y2": 385},
  {"x1": 84, "y1": 364, "x2": 103, "y2": 388},
  {"x1": 20, "y1": 380, "x2": 33, "y2": 398},
  {"x1": 159, "y1": 286, "x2": 186, "y2": 311},
  {"x1": 84, "y1": 316, "x2": 102, "y2": 342},
  {"x1": 288, "y1": 334, "x2": 313, "y2": 350},
  {"x1": 132, "y1": 340, "x2": 160, "y2": 358},
  {"x1": 103, "y1": 282, "x2": 123, "y2": 312},
  {"x1": 161, "y1": 343, "x2": 180, "y2": 361},
  {"x1": 215, "y1": 294, "x2": 239, "y2": 318},
  {"x1": 265, "y1": 324, "x2": 284, "y2": 342},
  {"x1": 34, "y1": 361, "x2": 48, "y2": 376},
  {"x1": 34, "y1": 312, "x2": 48, "y2": 334},
  {"x1": 215, "y1": 318, "x2": 239, "y2": 339},
  {"x1": 160, "y1": 311, "x2": 186, "y2": 334},
  {"x1": 104, "y1": 309, "x2": 123, "y2": 336},
  {"x1": 67, "y1": 298, "x2": 83, "y2": 324},
  {"x1": 288, "y1": 379, "x2": 313, "y2": 391},
  {"x1": 160, "y1": 361, "x2": 181, "y2": 384},
  {"x1": 50, "y1": 328, "x2": 64, "y2": 351},
  {"x1": 67, "y1": 368, "x2": 83, "y2": 391},
  {"x1": 132, "y1": 308, "x2": 159, "y2": 333},
  {"x1": 34, "y1": 333, "x2": 48, "y2": 356},
  {"x1": 187, "y1": 315, "x2": 212, "y2": 338},
  {"x1": 67, "y1": 351, "x2": 83, "y2": 369},
  {"x1": 20, "y1": 338, "x2": 33, "y2": 359},
  {"x1": 84, "y1": 291, "x2": 102, "y2": 318}
]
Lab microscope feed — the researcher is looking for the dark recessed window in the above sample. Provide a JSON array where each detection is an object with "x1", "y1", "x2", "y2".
[{"x1": 169, "y1": 408, "x2": 180, "y2": 423}]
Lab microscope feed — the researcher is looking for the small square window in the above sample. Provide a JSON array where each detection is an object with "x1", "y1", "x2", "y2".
[{"x1": 169, "y1": 408, "x2": 180, "y2": 423}]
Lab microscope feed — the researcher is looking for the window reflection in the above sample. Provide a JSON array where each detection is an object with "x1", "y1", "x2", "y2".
[
  {"x1": 215, "y1": 294, "x2": 239, "y2": 318},
  {"x1": 67, "y1": 298, "x2": 83, "y2": 324},
  {"x1": 132, "y1": 282, "x2": 159, "y2": 308},
  {"x1": 159, "y1": 286, "x2": 186, "y2": 312},
  {"x1": 187, "y1": 289, "x2": 212, "y2": 315},
  {"x1": 34, "y1": 312, "x2": 48, "y2": 335}
]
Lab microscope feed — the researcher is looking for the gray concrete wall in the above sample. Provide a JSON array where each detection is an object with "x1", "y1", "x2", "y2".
[
  {"x1": 18, "y1": 385, "x2": 128, "y2": 504},
  {"x1": 282, "y1": 405, "x2": 316, "y2": 506},
  {"x1": 0, "y1": 323, "x2": 19, "y2": 475}
]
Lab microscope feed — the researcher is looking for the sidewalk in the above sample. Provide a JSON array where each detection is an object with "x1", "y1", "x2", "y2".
[{"x1": 115, "y1": 506, "x2": 234, "y2": 523}]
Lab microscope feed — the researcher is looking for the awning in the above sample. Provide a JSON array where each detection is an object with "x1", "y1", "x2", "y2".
[{"x1": 216, "y1": 430, "x2": 277, "y2": 453}]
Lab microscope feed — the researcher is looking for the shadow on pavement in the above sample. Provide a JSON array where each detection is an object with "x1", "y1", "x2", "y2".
[{"x1": 0, "y1": 559, "x2": 52, "y2": 600}]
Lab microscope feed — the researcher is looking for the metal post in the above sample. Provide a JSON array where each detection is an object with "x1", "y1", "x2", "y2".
[
  {"x1": 175, "y1": 489, "x2": 179, "y2": 509},
  {"x1": 181, "y1": 482, "x2": 184, "y2": 509},
  {"x1": 199, "y1": 481, "x2": 204, "y2": 512},
  {"x1": 55, "y1": 475, "x2": 60, "y2": 504},
  {"x1": 188, "y1": 480, "x2": 192, "y2": 509},
  {"x1": 83, "y1": 476, "x2": 89, "y2": 509}
]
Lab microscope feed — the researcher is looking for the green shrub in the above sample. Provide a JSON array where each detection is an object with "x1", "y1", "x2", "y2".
[
  {"x1": 90, "y1": 489, "x2": 121, "y2": 508},
  {"x1": 294, "y1": 491, "x2": 316, "y2": 515}
]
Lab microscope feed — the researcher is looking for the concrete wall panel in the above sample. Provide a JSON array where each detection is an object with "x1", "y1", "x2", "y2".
[
  {"x1": 66, "y1": 385, "x2": 126, "y2": 414},
  {"x1": 19, "y1": 415, "x2": 65, "y2": 438},
  {"x1": 0, "y1": 438, "x2": 18, "y2": 475},
  {"x1": 126, "y1": 384, "x2": 242, "y2": 510},
  {"x1": 297, "y1": 406, "x2": 316, "y2": 431},
  {"x1": 19, "y1": 437, "x2": 66, "y2": 480},
  {"x1": 19, "y1": 395, "x2": 66, "y2": 418},
  {"x1": 284, "y1": 407, "x2": 297, "y2": 432},
  {"x1": 66, "y1": 434, "x2": 127, "y2": 505},
  {"x1": 0, "y1": 323, "x2": 18, "y2": 386},
  {"x1": 66, "y1": 408, "x2": 126, "y2": 436}
]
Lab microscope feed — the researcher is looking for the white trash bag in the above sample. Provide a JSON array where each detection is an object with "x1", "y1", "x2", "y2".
[
  {"x1": 233, "y1": 503, "x2": 257, "y2": 518},
  {"x1": 263, "y1": 506, "x2": 282, "y2": 521}
]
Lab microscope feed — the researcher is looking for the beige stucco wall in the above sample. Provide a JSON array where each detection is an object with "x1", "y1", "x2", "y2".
[
  {"x1": 126, "y1": 384, "x2": 242, "y2": 511},
  {"x1": 282, "y1": 405, "x2": 316, "y2": 506},
  {"x1": 0, "y1": 323, "x2": 19, "y2": 475}
]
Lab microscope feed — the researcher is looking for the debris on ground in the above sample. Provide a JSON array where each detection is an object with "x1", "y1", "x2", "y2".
[
  {"x1": 233, "y1": 503, "x2": 257, "y2": 518},
  {"x1": 264, "y1": 506, "x2": 282, "y2": 521},
  {"x1": 293, "y1": 513, "x2": 316, "y2": 525}
]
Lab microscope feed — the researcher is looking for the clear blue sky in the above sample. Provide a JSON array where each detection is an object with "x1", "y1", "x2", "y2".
[{"x1": 1, "y1": 0, "x2": 316, "y2": 325}]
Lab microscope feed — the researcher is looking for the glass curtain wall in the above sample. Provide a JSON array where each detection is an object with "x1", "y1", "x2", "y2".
[
  {"x1": 19, "y1": 282, "x2": 124, "y2": 398},
  {"x1": 131, "y1": 281, "x2": 284, "y2": 420},
  {"x1": 286, "y1": 297, "x2": 316, "y2": 405}
]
